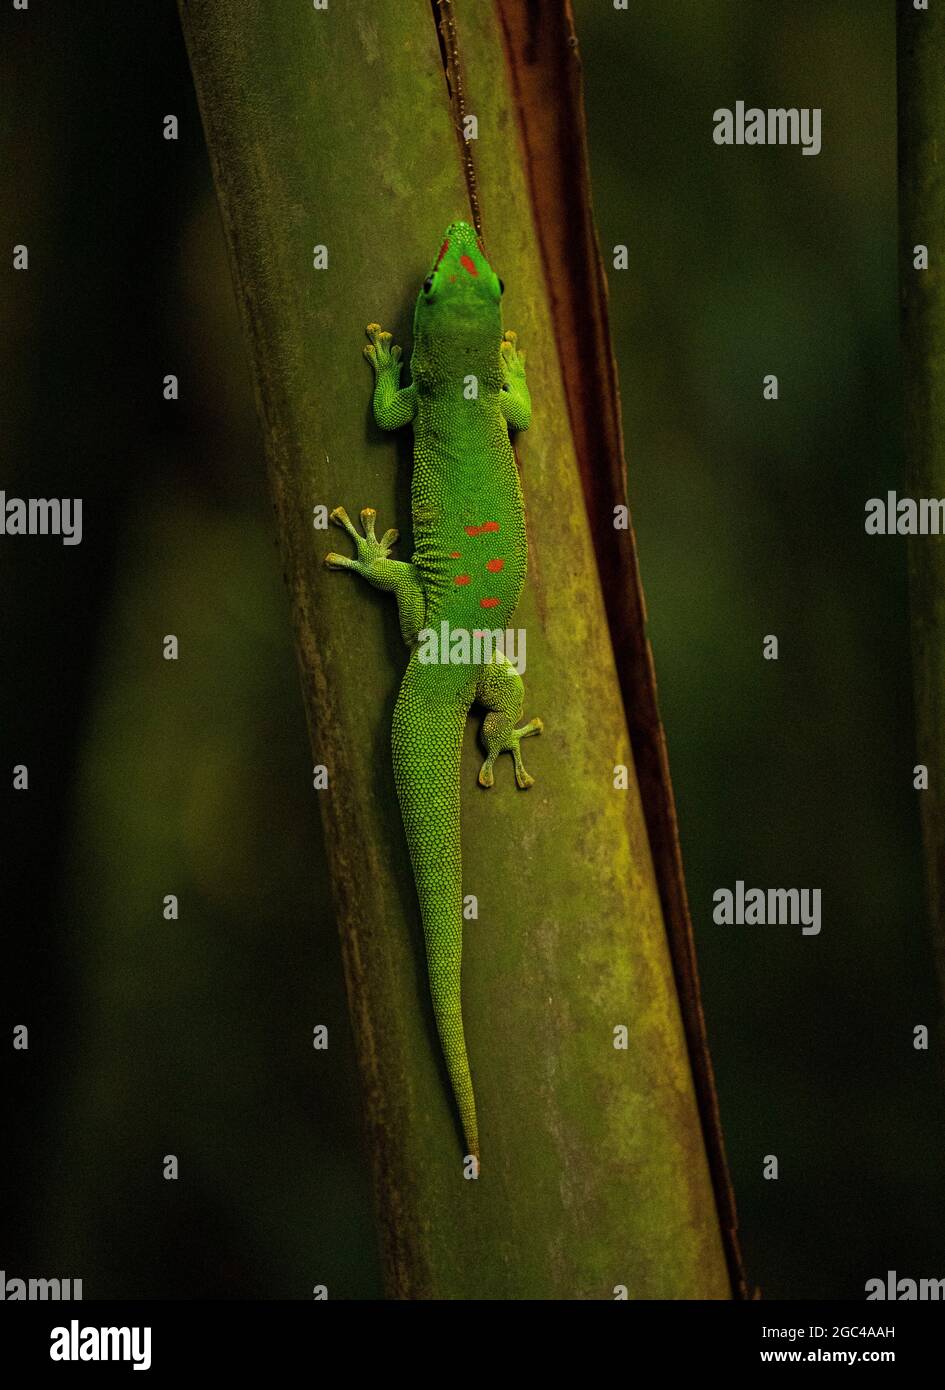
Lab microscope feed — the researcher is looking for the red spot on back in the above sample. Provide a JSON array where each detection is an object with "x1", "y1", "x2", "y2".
[
  {"x1": 481, "y1": 521, "x2": 499, "y2": 533},
  {"x1": 486, "y1": 558, "x2": 504, "y2": 573},
  {"x1": 435, "y1": 238, "x2": 449, "y2": 268},
  {"x1": 460, "y1": 253, "x2": 478, "y2": 277},
  {"x1": 449, "y1": 551, "x2": 461, "y2": 559},
  {"x1": 465, "y1": 525, "x2": 480, "y2": 537},
  {"x1": 454, "y1": 574, "x2": 470, "y2": 586},
  {"x1": 480, "y1": 597, "x2": 500, "y2": 609}
]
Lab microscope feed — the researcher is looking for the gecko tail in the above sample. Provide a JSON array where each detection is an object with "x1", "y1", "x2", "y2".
[
  {"x1": 392, "y1": 656, "x2": 480, "y2": 1164},
  {"x1": 431, "y1": 989, "x2": 480, "y2": 1163}
]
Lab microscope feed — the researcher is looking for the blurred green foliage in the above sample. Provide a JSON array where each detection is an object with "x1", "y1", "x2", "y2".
[{"x1": 575, "y1": 0, "x2": 943, "y2": 1298}]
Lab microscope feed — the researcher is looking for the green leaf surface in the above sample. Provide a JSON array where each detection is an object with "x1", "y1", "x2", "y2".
[{"x1": 180, "y1": 0, "x2": 730, "y2": 1298}]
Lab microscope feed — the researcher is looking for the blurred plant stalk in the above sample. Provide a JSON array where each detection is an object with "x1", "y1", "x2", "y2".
[
  {"x1": 898, "y1": 5, "x2": 945, "y2": 994},
  {"x1": 179, "y1": 0, "x2": 742, "y2": 1298}
]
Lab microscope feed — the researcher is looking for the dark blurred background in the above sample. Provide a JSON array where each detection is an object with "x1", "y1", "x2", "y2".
[{"x1": 2, "y1": 0, "x2": 941, "y2": 1299}]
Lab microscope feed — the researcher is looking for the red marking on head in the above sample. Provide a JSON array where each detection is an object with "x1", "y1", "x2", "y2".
[
  {"x1": 449, "y1": 551, "x2": 461, "y2": 559},
  {"x1": 481, "y1": 521, "x2": 500, "y2": 533},
  {"x1": 454, "y1": 574, "x2": 470, "y2": 586},
  {"x1": 486, "y1": 557, "x2": 504, "y2": 573},
  {"x1": 480, "y1": 597, "x2": 500, "y2": 609},
  {"x1": 435, "y1": 238, "x2": 449, "y2": 268},
  {"x1": 460, "y1": 253, "x2": 478, "y2": 277},
  {"x1": 464, "y1": 525, "x2": 480, "y2": 537}
]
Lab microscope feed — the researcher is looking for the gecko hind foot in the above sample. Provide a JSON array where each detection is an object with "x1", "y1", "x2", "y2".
[
  {"x1": 324, "y1": 505, "x2": 399, "y2": 575},
  {"x1": 478, "y1": 716, "x2": 543, "y2": 790}
]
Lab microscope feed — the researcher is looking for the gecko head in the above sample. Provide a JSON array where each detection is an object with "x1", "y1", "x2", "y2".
[{"x1": 414, "y1": 221, "x2": 503, "y2": 345}]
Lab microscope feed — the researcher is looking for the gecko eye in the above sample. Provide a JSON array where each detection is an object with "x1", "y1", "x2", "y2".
[{"x1": 422, "y1": 275, "x2": 435, "y2": 295}]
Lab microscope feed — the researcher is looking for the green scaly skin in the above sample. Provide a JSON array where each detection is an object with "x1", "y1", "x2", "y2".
[{"x1": 325, "y1": 221, "x2": 541, "y2": 1163}]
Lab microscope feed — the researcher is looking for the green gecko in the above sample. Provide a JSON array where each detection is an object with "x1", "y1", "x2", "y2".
[{"x1": 324, "y1": 220, "x2": 541, "y2": 1164}]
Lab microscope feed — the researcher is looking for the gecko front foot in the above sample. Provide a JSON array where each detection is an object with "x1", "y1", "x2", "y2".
[
  {"x1": 499, "y1": 330, "x2": 531, "y2": 431},
  {"x1": 324, "y1": 505, "x2": 399, "y2": 577},
  {"x1": 363, "y1": 322, "x2": 402, "y2": 372},
  {"x1": 363, "y1": 324, "x2": 417, "y2": 430},
  {"x1": 500, "y1": 329, "x2": 526, "y2": 381}
]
